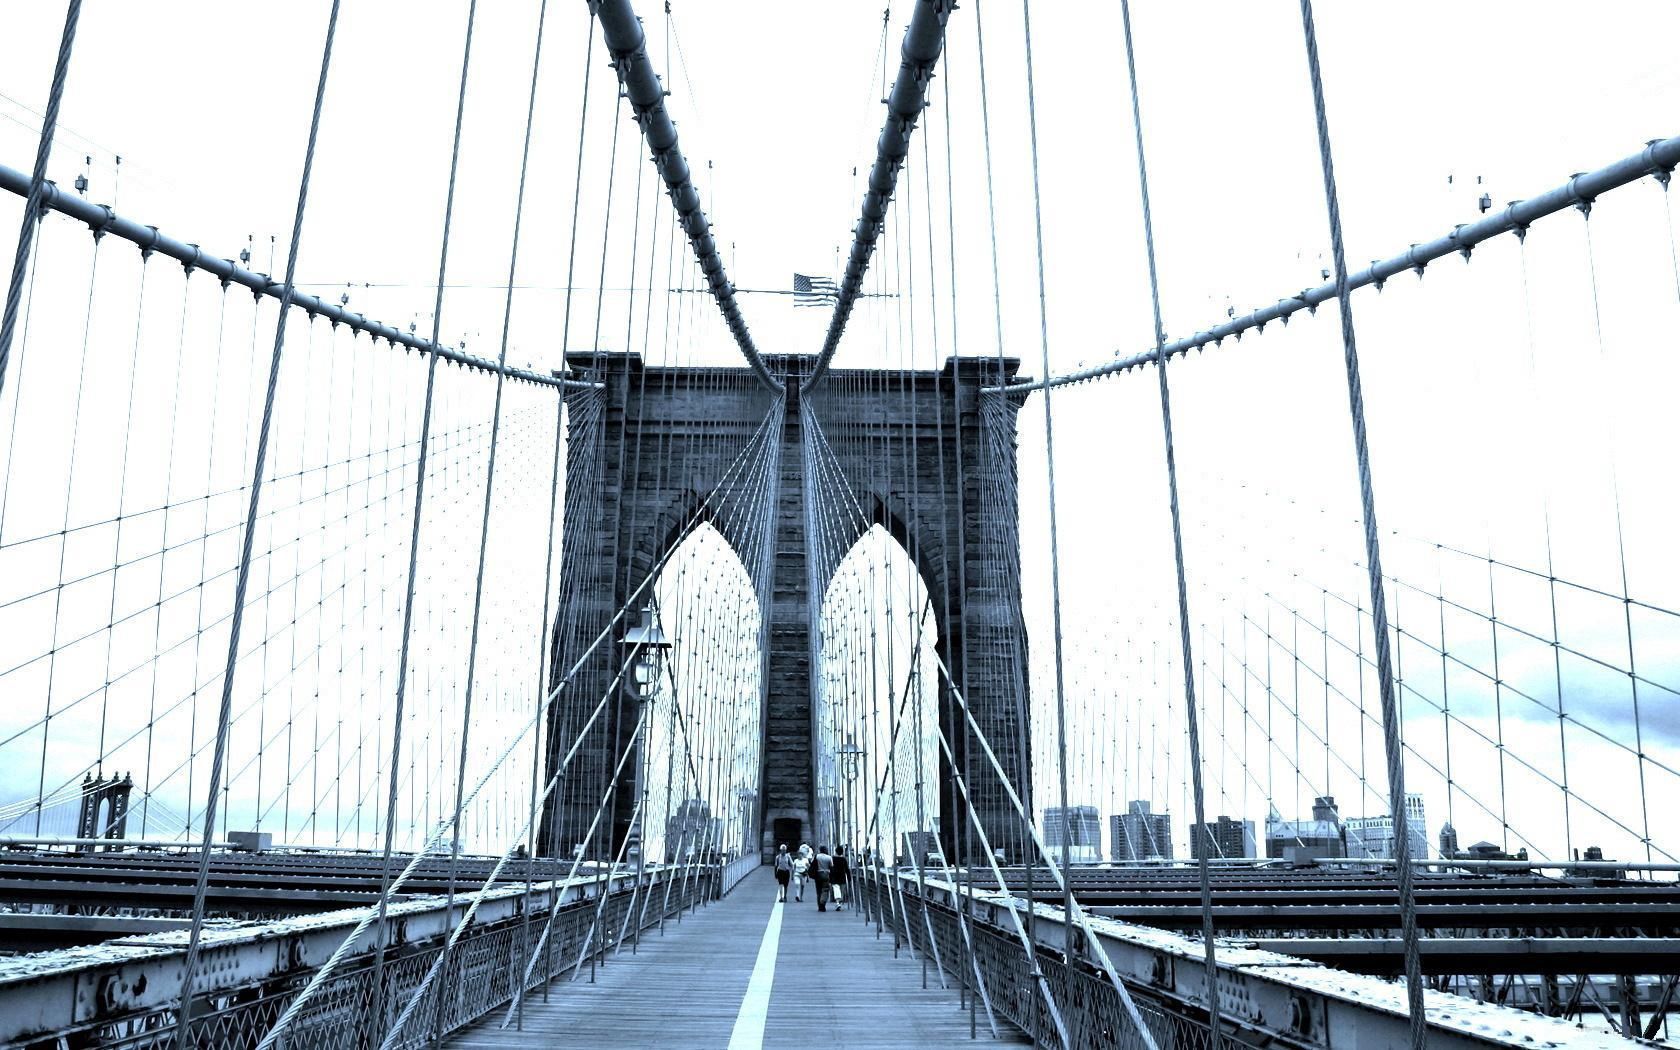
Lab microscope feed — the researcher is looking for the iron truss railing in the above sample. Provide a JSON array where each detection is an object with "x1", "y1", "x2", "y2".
[
  {"x1": 0, "y1": 861, "x2": 745, "y2": 1050},
  {"x1": 857, "y1": 865, "x2": 1644, "y2": 1049}
]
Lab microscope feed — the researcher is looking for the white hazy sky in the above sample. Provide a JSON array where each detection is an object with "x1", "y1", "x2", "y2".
[
  {"x1": 5, "y1": 1, "x2": 1676, "y2": 372},
  {"x1": 1, "y1": 2, "x2": 1677, "y2": 863}
]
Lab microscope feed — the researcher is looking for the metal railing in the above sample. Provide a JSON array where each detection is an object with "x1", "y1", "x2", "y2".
[
  {"x1": 855, "y1": 863, "x2": 1651, "y2": 1049},
  {"x1": 855, "y1": 864, "x2": 1205, "y2": 1049},
  {"x1": 719, "y1": 852, "x2": 762, "y2": 897},
  {"x1": 1, "y1": 862, "x2": 738, "y2": 1050}
]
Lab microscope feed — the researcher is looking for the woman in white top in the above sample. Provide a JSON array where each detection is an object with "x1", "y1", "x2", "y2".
[{"x1": 792, "y1": 842, "x2": 813, "y2": 901}]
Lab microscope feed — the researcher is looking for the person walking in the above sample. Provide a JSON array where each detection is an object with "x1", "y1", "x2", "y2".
[
  {"x1": 773, "y1": 843, "x2": 792, "y2": 902},
  {"x1": 830, "y1": 844, "x2": 850, "y2": 910},
  {"x1": 792, "y1": 842, "x2": 811, "y2": 902},
  {"x1": 812, "y1": 845, "x2": 835, "y2": 912}
]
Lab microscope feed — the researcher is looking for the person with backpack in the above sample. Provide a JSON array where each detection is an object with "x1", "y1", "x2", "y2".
[
  {"x1": 812, "y1": 845, "x2": 835, "y2": 911},
  {"x1": 773, "y1": 843, "x2": 793, "y2": 902},
  {"x1": 830, "y1": 844, "x2": 851, "y2": 910}
]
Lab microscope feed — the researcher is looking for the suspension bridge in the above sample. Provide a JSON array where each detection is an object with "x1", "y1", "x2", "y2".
[{"x1": 0, "y1": 0, "x2": 1677, "y2": 1047}]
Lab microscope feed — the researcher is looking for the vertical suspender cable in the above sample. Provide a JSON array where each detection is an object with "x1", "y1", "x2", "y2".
[
  {"x1": 1013, "y1": 0, "x2": 1084, "y2": 1020},
  {"x1": 371, "y1": 1, "x2": 480, "y2": 1030},
  {"x1": 521, "y1": 287, "x2": 565, "y2": 1032},
  {"x1": 1116, "y1": 3, "x2": 1223, "y2": 1044},
  {"x1": 969, "y1": 10, "x2": 1042, "y2": 1013},
  {"x1": 175, "y1": 4, "x2": 343, "y2": 1046},
  {"x1": 0, "y1": 0, "x2": 84, "y2": 403},
  {"x1": 540, "y1": 4, "x2": 598, "y2": 864},
  {"x1": 934, "y1": 46, "x2": 985, "y2": 1034},
  {"x1": 434, "y1": 0, "x2": 552, "y2": 1036},
  {"x1": 1294, "y1": 3, "x2": 1426, "y2": 1044}
]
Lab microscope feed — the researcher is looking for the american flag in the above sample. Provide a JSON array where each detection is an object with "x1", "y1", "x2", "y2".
[{"x1": 792, "y1": 272, "x2": 839, "y2": 307}]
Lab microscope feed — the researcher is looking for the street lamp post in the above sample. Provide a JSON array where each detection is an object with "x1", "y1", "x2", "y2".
[
  {"x1": 619, "y1": 604, "x2": 670, "y2": 880},
  {"x1": 838, "y1": 735, "x2": 865, "y2": 853},
  {"x1": 620, "y1": 605, "x2": 671, "y2": 705}
]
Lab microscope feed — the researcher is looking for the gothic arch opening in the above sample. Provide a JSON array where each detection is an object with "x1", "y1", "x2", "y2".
[
  {"x1": 643, "y1": 522, "x2": 763, "y2": 863},
  {"x1": 815, "y1": 524, "x2": 942, "y2": 863}
]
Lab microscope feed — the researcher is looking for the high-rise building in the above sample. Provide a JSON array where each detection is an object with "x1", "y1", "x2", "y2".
[
  {"x1": 900, "y1": 830, "x2": 940, "y2": 868},
  {"x1": 1439, "y1": 822, "x2": 1459, "y2": 857},
  {"x1": 737, "y1": 789, "x2": 758, "y2": 856},
  {"x1": 1190, "y1": 815, "x2": 1258, "y2": 860},
  {"x1": 665, "y1": 798, "x2": 716, "y2": 862},
  {"x1": 1110, "y1": 801, "x2": 1173, "y2": 861},
  {"x1": 1266, "y1": 796, "x2": 1347, "y2": 862},
  {"x1": 1344, "y1": 793, "x2": 1428, "y2": 860},
  {"x1": 1043, "y1": 805, "x2": 1102, "y2": 864}
]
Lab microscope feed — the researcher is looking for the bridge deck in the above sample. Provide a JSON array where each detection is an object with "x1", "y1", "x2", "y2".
[{"x1": 448, "y1": 870, "x2": 1024, "y2": 1049}]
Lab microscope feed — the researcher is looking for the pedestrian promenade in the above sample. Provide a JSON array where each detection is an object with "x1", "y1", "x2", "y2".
[{"x1": 447, "y1": 869, "x2": 1026, "y2": 1049}]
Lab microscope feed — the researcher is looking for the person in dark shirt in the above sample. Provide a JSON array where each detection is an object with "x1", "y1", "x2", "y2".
[
  {"x1": 830, "y1": 845, "x2": 851, "y2": 910},
  {"x1": 811, "y1": 845, "x2": 835, "y2": 911}
]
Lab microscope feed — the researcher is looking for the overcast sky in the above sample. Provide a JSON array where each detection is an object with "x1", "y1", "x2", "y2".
[{"x1": 1, "y1": 2, "x2": 1677, "y2": 862}]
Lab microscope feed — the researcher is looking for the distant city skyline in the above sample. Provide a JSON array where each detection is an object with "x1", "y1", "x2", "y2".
[{"x1": 1030, "y1": 794, "x2": 1608, "y2": 867}]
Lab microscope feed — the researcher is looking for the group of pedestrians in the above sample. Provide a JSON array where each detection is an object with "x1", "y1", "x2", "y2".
[{"x1": 772, "y1": 842, "x2": 849, "y2": 911}]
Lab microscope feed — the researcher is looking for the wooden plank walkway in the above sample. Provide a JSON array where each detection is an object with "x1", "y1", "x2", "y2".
[{"x1": 448, "y1": 869, "x2": 1027, "y2": 1049}]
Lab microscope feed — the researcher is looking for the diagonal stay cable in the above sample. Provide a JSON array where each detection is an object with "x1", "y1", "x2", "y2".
[
  {"x1": 803, "y1": 409, "x2": 1159, "y2": 1049},
  {"x1": 0, "y1": 0, "x2": 83, "y2": 405},
  {"x1": 382, "y1": 668, "x2": 650, "y2": 1049},
  {"x1": 257, "y1": 398, "x2": 782, "y2": 1044}
]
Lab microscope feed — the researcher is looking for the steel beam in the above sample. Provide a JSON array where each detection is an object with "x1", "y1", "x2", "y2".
[
  {"x1": 1086, "y1": 902, "x2": 1680, "y2": 932},
  {"x1": 0, "y1": 864, "x2": 686, "y2": 1046},
  {"x1": 1254, "y1": 937, "x2": 1680, "y2": 977},
  {"x1": 902, "y1": 870, "x2": 1645, "y2": 1049},
  {"x1": 989, "y1": 134, "x2": 1680, "y2": 394},
  {"x1": 8, "y1": 851, "x2": 1675, "y2": 934},
  {"x1": 806, "y1": 0, "x2": 954, "y2": 393},
  {"x1": 0, "y1": 162, "x2": 594, "y2": 391},
  {"x1": 592, "y1": 0, "x2": 780, "y2": 393}
]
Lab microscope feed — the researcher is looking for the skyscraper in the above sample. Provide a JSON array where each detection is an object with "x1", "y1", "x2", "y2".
[
  {"x1": 1190, "y1": 815, "x2": 1258, "y2": 860},
  {"x1": 1344, "y1": 793, "x2": 1428, "y2": 860},
  {"x1": 900, "y1": 830, "x2": 940, "y2": 868},
  {"x1": 665, "y1": 798, "x2": 716, "y2": 862},
  {"x1": 1044, "y1": 805, "x2": 1102, "y2": 864},
  {"x1": 1110, "y1": 800, "x2": 1173, "y2": 861}
]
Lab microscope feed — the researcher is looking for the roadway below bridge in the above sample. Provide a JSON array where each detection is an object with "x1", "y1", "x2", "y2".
[
  {"x1": 968, "y1": 865, "x2": 1680, "y2": 935},
  {"x1": 0, "y1": 848, "x2": 631, "y2": 948},
  {"x1": 448, "y1": 869, "x2": 1025, "y2": 1050}
]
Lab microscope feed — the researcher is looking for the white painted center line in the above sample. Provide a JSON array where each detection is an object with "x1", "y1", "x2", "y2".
[{"x1": 726, "y1": 898, "x2": 784, "y2": 1050}]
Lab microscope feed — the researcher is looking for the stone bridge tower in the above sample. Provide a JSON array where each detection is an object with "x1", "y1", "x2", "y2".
[{"x1": 540, "y1": 353, "x2": 1028, "y2": 866}]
